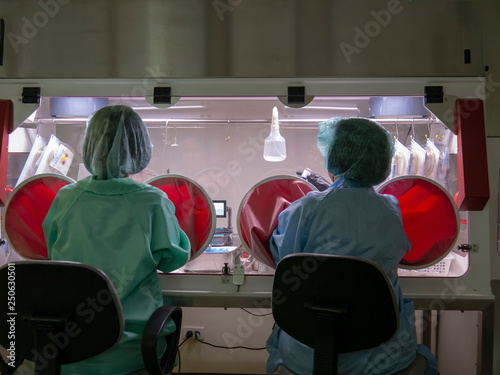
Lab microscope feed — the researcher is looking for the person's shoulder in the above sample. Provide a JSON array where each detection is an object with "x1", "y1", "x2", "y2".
[
  {"x1": 128, "y1": 179, "x2": 157, "y2": 191},
  {"x1": 290, "y1": 189, "x2": 325, "y2": 207},
  {"x1": 373, "y1": 189, "x2": 400, "y2": 206},
  {"x1": 55, "y1": 181, "x2": 81, "y2": 197},
  {"x1": 301, "y1": 187, "x2": 342, "y2": 209},
  {"x1": 306, "y1": 188, "x2": 331, "y2": 200},
  {"x1": 324, "y1": 186, "x2": 391, "y2": 208},
  {"x1": 371, "y1": 190, "x2": 405, "y2": 219},
  {"x1": 288, "y1": 188, "x2": 331, "y2": 214},
  {"x1": 129, "y1": 181, "x2": 170, "y2": 202},
  {"x1": 48, "y1": 182, "x2": 83, "y2": 214}
]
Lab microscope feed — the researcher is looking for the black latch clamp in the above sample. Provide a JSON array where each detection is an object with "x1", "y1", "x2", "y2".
[
  {"x1": 288, "y1": 86, "x2": 305, "y2": 105},
  {"x1": 22, "y1": 87, "x2": 41, "y2": 104},
  {"x1": 424, "y1": 86, "x2": 444, "y2": 104},
  {"x1": 153, "y1": 87, "x2": 171, "y2": 105}
]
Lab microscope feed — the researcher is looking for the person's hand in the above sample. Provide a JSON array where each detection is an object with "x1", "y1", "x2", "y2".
[{"x1": 296, "y1": 170, "x2": 331, "y2": 191}]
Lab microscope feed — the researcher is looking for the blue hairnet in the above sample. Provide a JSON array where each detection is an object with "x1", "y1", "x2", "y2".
[
  {"x1": 317, "y1": 117, "x2": 394, "y2": 186},
  {"x1": 83, "y1": 105, "x2": 152, "y2": 180}
]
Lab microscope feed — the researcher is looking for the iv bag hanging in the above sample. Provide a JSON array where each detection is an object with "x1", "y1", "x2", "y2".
[{"x1": 263, "y1": 107, "x2": 287, "y2": 162}]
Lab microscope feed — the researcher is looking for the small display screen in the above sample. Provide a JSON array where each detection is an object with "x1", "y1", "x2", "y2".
[{"x1": 213, "y1": 200, "x2": 227, "y2": 218}]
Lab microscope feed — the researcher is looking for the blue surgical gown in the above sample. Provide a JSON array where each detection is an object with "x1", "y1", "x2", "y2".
[
  {"x1": 42, "y1": 176, "x2": 191, "y2": 375},
  {"x1": 266, "y1": 178, "x2": 437, "y2": 375}
]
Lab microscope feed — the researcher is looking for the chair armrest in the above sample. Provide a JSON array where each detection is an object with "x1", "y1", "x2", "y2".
[{"x1": 141, "y1": 305, "x2": 183, "y2": 375}]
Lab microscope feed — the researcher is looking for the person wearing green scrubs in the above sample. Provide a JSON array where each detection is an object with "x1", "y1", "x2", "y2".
[{"x1": 42, "y1": 105, "x2": 191, "y2": 375}]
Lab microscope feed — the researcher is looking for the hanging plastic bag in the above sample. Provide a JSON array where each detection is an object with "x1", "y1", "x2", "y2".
[
  {"x1": 35, "y1": 134, "x2": 75, "y2": 176},
  {"x1": 423, "y1": 138, "x2": 440, "y2": 181},
  {"x1": 437, "y1": 146, "x2": 450, "y2": 189},
  {"x1": 16, "y1": 135, "x2": 47, "y2": 187},
  {"x1": 408, "y1": 138, "x2": 426, "y2": 176},
  {"x1": 391, "y1": 139, "x2": 410, "y2": 178}
]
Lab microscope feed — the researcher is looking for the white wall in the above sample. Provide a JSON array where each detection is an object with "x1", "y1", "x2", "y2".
[{"x1": 177, "y1": 307, "x2": 275, "y2": 374}]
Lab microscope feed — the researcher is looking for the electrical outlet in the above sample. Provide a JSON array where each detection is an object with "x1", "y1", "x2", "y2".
[{"x1": 183, "y1": 326, "x2": 205, "y2": 341}]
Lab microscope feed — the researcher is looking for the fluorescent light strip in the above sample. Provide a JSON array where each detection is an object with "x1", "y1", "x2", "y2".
[
  {"x1": 374, "y1": 117, "x2": 434, "y2": 123},
  {"x1": 301, "y1": 106, "x2": 359, "y2": 111},
  {"x1": 143, "y1": 119, "x2": 269, "y2": 123},
  {"x1": 144, "y1": 118, "x2": 341, "y2": 124},
  {"x1": 33, "y1": 116, "x2": 437, "y2": 125},
  {"x1": 51, "y1": 118, "x2": 88, "y2": 122},
  {"x1": 281, "y1": 118, "x2": 329, "y2": 122},
  {"x1": 132, "y1": 105, "x2": 206, "y2": 110}
]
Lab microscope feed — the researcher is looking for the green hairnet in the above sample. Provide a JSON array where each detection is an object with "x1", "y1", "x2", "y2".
[
  {"x1": 317, "y1": 117, "x2": 394, "y2": 186},
  {"x1": 83, "y1": 105, "x2": 152, "y2": 180}
]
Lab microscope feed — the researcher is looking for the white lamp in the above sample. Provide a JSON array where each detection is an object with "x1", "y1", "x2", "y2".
[{"x1": 263, "y1": 107, "x2": 287, "y2": 162}]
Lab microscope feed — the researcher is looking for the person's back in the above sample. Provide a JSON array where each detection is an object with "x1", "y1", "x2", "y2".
[
  {"x1": 42, "y1": 106, "x2": 190, "y2": 374},
  {"x1": 284, "y1": 181, "x2": 409, "y2": 280},
  {"x1": 266, "y1": 117, "x2": 438, "y2": 375},
  {"x1": 268, "y1": 179, "x2": 417, "y2": 374}
]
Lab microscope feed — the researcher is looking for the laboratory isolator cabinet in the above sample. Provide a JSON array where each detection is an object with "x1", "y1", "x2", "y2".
[
  {"x1": 1, "y1": 88, "x2": 487, "y2": 276},
  {"x1": 0, "y1": 1, "x2": 496, "y2": 372},
  {"x1": 0, "y1": 80, "x2": 494, "y2": 374}
]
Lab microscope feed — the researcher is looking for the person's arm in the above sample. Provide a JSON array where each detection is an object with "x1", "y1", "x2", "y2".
[
  {"x1": 42, "y1": 187, "x2": 74, "y2": 258},
  {"x1": 382, "y1": 194, "x2": 413, "y2": 257},
  {"x1": 296, "y1": 170, "x2": 332, "y2": 191},
  {"x1": 42, "y1": 199, "x2": 59, "y2": 258},
  {"x1": 269, "y1": 195, "x2": 316, "y2": 264},
  {"x1": 151, "y1": 197, "x2": 191, "y2": 273}
]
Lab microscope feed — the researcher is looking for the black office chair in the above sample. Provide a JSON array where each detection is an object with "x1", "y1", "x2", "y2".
[
  {"x1": 272, "y1": 254, "x2": 427, "y2": 375},
  {"x1": 0, "y1": 261, "x2": 182, "y2": 375}
]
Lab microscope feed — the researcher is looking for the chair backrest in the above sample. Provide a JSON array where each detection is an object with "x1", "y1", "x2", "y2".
[
  {"x1": 272, "y1": 254, "x2": 399, "y2": 374},
  {"x1": 0, "y1": 261, "x2": 124, "y2": 375}
]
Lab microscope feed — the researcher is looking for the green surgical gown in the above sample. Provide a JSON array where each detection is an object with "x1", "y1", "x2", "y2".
[{"x1": 42, "y1": 176, "x2": 191, "y2": 375}]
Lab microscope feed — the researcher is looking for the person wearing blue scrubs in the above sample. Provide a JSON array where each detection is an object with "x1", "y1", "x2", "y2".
[
  {"x1": 266, "y1": 118, "x2": 438, "y2": 375},
  {"x1": 42, "y1": 105, "x2": 191, "y2": 375}
]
